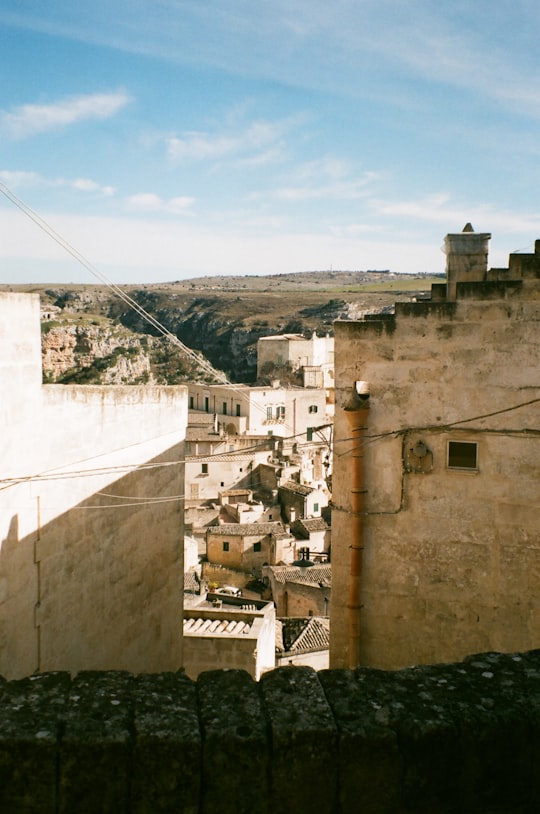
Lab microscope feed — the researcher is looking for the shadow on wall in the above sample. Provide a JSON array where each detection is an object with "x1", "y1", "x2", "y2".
[{"x1": 0, "y1": 445, "x2": 184, "y2": 679}]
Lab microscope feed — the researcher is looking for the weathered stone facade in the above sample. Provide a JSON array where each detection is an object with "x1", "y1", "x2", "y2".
[{"x1": 330, "y1": 229, "x2": 540, "y2": 669}]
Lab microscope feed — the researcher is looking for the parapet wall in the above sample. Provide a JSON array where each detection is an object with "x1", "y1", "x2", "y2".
[{"x1": 1, "y1": 650, "x2": 539, "y2": 813}]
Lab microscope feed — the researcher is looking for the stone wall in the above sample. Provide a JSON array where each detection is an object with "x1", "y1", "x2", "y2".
[
  {"x1": 1, "y1": 651, "x2": 539, "y2": 813},
  {"x1": 331, "y1": 263, "x2": 540, "y2": 669},
  {"x1": 1, "y1": 293, "x2": 188, "y2": 679}
]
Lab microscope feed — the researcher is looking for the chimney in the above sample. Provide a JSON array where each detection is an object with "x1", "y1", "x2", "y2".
[{"x1": 443, "y1": 223, "x2": 491, "y2": 300}]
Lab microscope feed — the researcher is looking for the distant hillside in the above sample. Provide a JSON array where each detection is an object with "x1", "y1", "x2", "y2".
[{"x1": 2, "y1": 271, "x2": 441, "y2": 384}]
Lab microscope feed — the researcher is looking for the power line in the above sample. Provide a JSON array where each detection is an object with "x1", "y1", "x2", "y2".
[
  {"x1": 0, "y1": 181, "x2": 229, "y2": 385},
  {"x1": 0, "y1": 421, "x2": 332, "y2": 490},
  {"x1": 333, "y1": 396, "x2": 540, "y2": 457},
  {"x1": 0, "y1": 181, "x2": 315, "y2": 424}
]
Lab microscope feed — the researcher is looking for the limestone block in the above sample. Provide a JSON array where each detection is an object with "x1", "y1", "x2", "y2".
[
  {"x1": 132, "y1": 672, "x2": 200, "y2": 814},
  {"x1": 260, "y1": 666, "x2": 338, "y2": 814},
  {"x1": 197, "y1": 669, "x2": 270, "y2": 814}
]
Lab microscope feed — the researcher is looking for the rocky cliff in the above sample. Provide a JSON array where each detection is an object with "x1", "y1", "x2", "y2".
[{"x1": 25, "y1": 271, "x2": 435, "y2": 384}]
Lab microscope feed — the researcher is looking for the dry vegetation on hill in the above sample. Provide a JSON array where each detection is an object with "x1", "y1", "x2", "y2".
[{"x1": 1, "y1": 270, "x2": 442, "y2": 383}]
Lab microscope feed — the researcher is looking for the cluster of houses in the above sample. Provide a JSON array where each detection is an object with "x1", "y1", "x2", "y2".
[
  {"x1": 1, "y1": 224, "x2": 538, "y2": 684},
  {"x1": 182, "y1": 332, "x2": 335, "y2": 678}
]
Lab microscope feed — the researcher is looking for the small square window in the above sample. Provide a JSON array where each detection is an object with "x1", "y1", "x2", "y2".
[
  {"x1": 201, "y1": 463, "x2": 208, "y2": 474},
  {"x1": 253, "y1": 542, "x2": 261, "y2": 552},
  {"x1": 448, "y1": 441, "x2": 478, "y2": 470},
  {"x1": 223, "y1": 542, "x2": 229, "y2": 552}
]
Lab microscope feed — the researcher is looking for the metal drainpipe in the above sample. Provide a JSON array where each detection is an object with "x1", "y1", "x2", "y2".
[{"x1": 344, "y1": 381, "x2": 370, "y2": 669}]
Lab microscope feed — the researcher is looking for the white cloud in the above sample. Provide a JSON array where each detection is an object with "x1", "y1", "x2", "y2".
[
  {"x1": 374, "y1": 194, "x2": 540, "y2": 235},
  {"x1": 167, "y1": 118, "x2": 291, "y2": 164},
  {"x1": 270, "y1": 159, "x2": 379, "y2": 202},
  {"x1": 167, "y1": 132, "x2": 235, "y2": 161},
  {"x1": 0, "y1": 169, "x2": 116, "y2": 198},
  {"x1": 0, "y1": 169, "x2": 45, "y2": 188},
  {"x1": 71, "y1": 178, "x2": 116, "y2": 196},
  {"x1": 125, "y1": 192, "x2": 195, "y2": 214},
  {"x1": 0, "y1": 91, "x2": 131, "y2": 139}
]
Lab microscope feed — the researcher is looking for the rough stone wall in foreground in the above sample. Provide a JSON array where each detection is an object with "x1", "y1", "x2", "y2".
[{"x1": 0, "y1": 651, "x2": 539, "y2": 814}]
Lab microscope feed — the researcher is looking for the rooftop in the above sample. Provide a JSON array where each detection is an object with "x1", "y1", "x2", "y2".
[
  {"x1": 207, "y1": 521, "x2": 289, "y2": 537},
  {"x1": 277, "y1": 617, "x2": 330, "y2": 654},
  {"x1": 266, "y1": 563, "x2": 332, "y2": 587},
  {"x1": 183, "y1": 616, "x2": 253, "y2": 637},
  {"x1": 279, "y1": 480, "x2": 314, "y2": 497},
  {"x1": 290, "y1": 517, "x2": 329, "y2": 538}
]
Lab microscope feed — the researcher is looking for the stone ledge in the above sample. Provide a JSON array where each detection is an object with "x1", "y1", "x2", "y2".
[{"x1": 0, "y1": 651, "x2": 539, "y2": 813}]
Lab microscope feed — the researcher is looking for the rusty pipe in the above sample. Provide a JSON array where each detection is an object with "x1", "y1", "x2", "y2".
[{"x1": 344, "y1": 382, "x2": 370, "y2": 669}]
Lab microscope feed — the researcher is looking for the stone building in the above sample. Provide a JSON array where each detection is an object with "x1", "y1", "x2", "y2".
[
  {"x1": 206, "y1": 521, "x2": 296, "y2": 574},
  {"x1": 187, "y1": 381, "x2": 328, "y2": 439},
  {"x1": 0, "y1": 292, "x2": 188, "y2": 679},
  {"x1": 257, "y1": 331, "x2": 334, "y2": 394},
  {"x1": 184, "y1": 411, "x2": 274, "y2": 502},
  {"x1": 290, "y1": 516, "x2": 331, "y2": 558},
  {"x1": 278, "y1": 480, "x2": 329, "y2": 522},
  {"x1": 330, "y1": 226, "x2": 540, "y2": 670},
  {"x1": 183, "y1": 595, "x2": 276, "y2": 679},
  {"x1": 263, "y1": 563, "x2": 332, "y2": 617}
]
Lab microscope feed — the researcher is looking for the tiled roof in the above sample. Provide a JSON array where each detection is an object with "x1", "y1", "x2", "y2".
[
  {"x1": 184, "y1": 572, "x2": 199, "y2": 592},
  {"x1": 183, "y1": 617, "x2": 253, "y2": 636},
  {"x1": 267, "y1": 563, "x2": 332, "y2": 587},
  {"x1": 279, "y1": 480, "x2": 313, "y2": 496},
  {"x1": 207, "y1": 522, "x2": 289, "y2": 537},
  {"x1": 186, "y1": 453, "x2": 254, "y2": 463},
  {"x1": 290, "y1": 517, "x2": 329, "y2": 538},
  {"x1": 276, "y1": 617, "x2": 330, "y2": 654}
]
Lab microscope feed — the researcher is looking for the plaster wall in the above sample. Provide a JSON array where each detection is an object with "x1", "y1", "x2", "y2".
[
  {"x1": 330, "y1": 286, "x2": 540, "y2": 669},
  {"x1": 0, "y1": 293, "x2": 188, "y2": 679}
]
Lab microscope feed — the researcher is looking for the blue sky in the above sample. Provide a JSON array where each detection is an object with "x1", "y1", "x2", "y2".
[{"x1": 1, "y1": 1, "x2": 540, "y2": 283}]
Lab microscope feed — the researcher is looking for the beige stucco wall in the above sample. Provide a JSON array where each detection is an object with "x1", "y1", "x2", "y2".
[
  {"x1": 0, "y1": 293, "x2": 187, "y2": 679},
  {"x1": 331, "y1": 285, "x2": 540, "y2": 670},
  {"x1": 206, "y1": 528, "x2": 295, "y2": 572}
]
